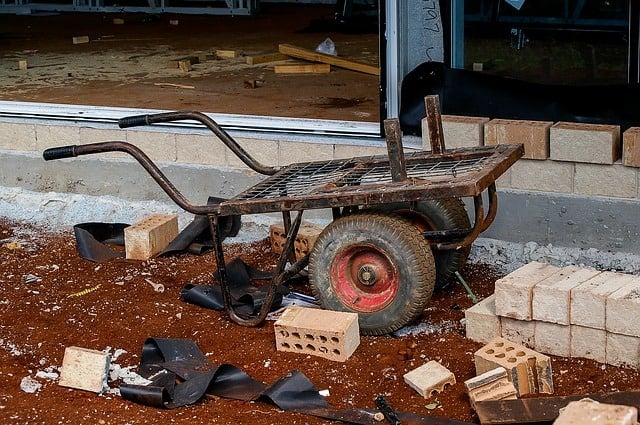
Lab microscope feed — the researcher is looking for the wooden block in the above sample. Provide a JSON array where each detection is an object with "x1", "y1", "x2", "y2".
[
  {"x1": 112, "y1": 18, "x2": 125, "y2": 25},
  {"x1": 274, "y1": 306, "x2": 359, "y2": 362},
  {"x1": 270, "y1": 221, "x2": 324, "y2": 260},
  {"x1": 169, "y1": 19, "x2": 179, "y2": 25},
  {"x1": 216, "y1": 49, "x2": 239, "y2": 58},
  {"x1": 464, "y1": 367, "x2": 518, "y2": 410},
  {"x1": 124, "y1": 214, "x2": 178, "y2": 260},
  {"x1": 275, "y1": 63, "x2": 330, "y2": 74},
  {"x1": 178, "y1": 59, "x2": 192, "y2": 72},
  {"x1": 72, "y1": 35, "x2": 89, "y2": 44},
  {"x1": 403, "y1": 360, "x2": 456, "y2": 398},
  {"x1": 18, "y1": 60, "x2": 27, "y2": 70},
  {"x1": 475, "y1": 337, "x2": 553, "y2": 396},
  {"x1": 246, "y1": 52, "x2": 289, "y2": 65},
  {"x1": 554, "y1": 399, "x2": 637, "y2": 425},
  {"x1": 58, "y1": 346, "x2": 110, "y2": 393},
  {"x1": 279, "y1": 43, "x2": 379, "y2": 76}
]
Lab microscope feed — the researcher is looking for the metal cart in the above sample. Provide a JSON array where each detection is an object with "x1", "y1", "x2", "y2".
[{"x1": 43, "y1": 95, "x2": 523, "y2": 335}]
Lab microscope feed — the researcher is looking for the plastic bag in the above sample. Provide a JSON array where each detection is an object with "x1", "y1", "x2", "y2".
[{"x1": 315, "y1": 37, "x2": 337, "y2": 56}]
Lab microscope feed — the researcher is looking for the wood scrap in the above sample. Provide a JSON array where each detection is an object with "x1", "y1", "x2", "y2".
[
  {"x1": 278, "y1": 43, "x2": 379, "y2": 76},
  {"x1": 153, "y1": 82, "x2": 195, "y2": 89},
  {"x1": 167, "y1": 56, "x2": 200, "y2": 68},
  {"x1": 474, "y1": 391, "x2": 640, "y2": 424},
  {"x1": 274, "y1": 63, "x2": 330, "y2": 74},
  {"x1": 246, "y1": 52, "x2": 289, "y2": 65},
  {"x1": 216, "y1": 49, "x2": 239, "y2": 58}
]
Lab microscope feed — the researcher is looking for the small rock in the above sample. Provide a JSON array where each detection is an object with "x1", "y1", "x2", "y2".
[{"x1": 20, "y1": 376, "x2": 42, "y2": 393}]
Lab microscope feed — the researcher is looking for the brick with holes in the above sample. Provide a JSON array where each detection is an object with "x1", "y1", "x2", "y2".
[{"x1": 403, "y1": 360, "x2": 456, "y2": 399}]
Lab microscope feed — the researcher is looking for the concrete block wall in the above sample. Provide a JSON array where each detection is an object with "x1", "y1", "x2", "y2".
[{"x1": 467, "y1": 262, "x2": 640, "y2": 369}]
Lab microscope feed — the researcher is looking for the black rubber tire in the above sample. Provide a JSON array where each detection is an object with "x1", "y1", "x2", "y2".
[
  {"x1": 369, "y1": 198, "x2": 471, "y2": 290},
  {"x1": 308, "y1": 213, "x2": 436, "y2": 335}
]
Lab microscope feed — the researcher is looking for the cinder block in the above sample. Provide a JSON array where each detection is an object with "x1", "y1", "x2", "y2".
[
  {"x1": 570, "y1": 325, "x2": 606, "y2": 363},
  {"x1": 532, "y1": 266, "x2": 601, "y2": 325},
  {"x1": 465, "y1": 294, "x2": 501, "y2": 344},
  {"x1": 403, "y1": 360, "x2": 456, "y2": 398},
  {"x1": 270, "y1": 221, "x2": 324, "y2": 260},
  {"x1": 550, "y1": 121, "x2": 620, "y2": 164},
  {"x1": 474, "y1": 337, "x2": 553, "y2": 396},
  {"x1": 278, "y1": 141, "x2": 334, "y2": 165},
  {"x1": 534, "y1": 321, "x2": 571, "y2": 357},
  {"x1": 570, "y1": 271, "x2": 636, "y2": 329},
  {"x1": 554, "y1": 399, "x2": 638, "y2": 425},
  {"x1": 274, "y1": 306, "x2": 359, "y2": 362},
  {"x1": 606, "y1": 332, "x2": 640, "y2": 369},
  {"x1": 464, "y1": 367, "x2": 518, "y2": 410},
  {"x1": 126, "y1": 130, "x2": 177, "y2": 162},
  {"x1": 0, "y1": 122, "x2": 36, "y2": 151},
  {"x1": 623, "y1": 127, "x2": 640, "y2": 167},
  {"x1": 175, "y1": 132, "x2": 228, "y2": 165},
  {"x1": 333, "y1": 143, "x2": 388, "y2": 160},
  {"x1": 574, "y1": 163, "x2": 638, "y2": 199},
  {"x1": 501, "y1": 317, "x2": 536, "y2": 349},
  {"x1": 226, "y1": 137, "x2": 277, "y2": 168},
  {"x1": 58, "y1": 346, "x2": 110, "y2": 393},
  {"x1": 484, "y1": 119, "x2": 552, "y2": 160},
  {"x1": 510, "y1": 159, "x2": 574, "y2": 193},
  {"x1": 495, "y1": 262, "x2": 562, "y2": 321},
  {"x1": 72, "y1": 35, "x2": 90, "y2": 44},
  {"x1": 124, "y1": 214, "x2": 179, "y2": 260},
  {"x1": 606, "y1": 277, "x2": 640, "y2": 337},
  {"x1": 422, "y1": 114, "x2": 489, "y2": 150}
]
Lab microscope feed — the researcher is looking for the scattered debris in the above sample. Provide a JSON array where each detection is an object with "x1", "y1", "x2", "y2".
[
  {"x1": 154, "y1": 82, "x2": 195, "y2": 89},
  {"x1": 67, "y1": 284, "x2": 102, "y2": 298},
  {"x1": 464, "y1": 367, "x2": 517, "y2": 410},
  {"x1": 20, "y1": 376, "x2": 42, "y2": 393},
  {"x1": 144, "y1": 278, "x2": 164, "y2": 293},
  {"x1": 278, "y1": 43, "x2": 379, "y2": 76}
]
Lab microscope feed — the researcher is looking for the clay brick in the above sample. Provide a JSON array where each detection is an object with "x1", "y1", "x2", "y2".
[
  {"x1": 484, "y1": 119, "x2": 552, "y2": 160},
  {"x1": 532, "y1": 266, "x2": 601, "y2": 325},
  {"x1": 534, "y1": 321, "x2": 571, "y2": 357},
  {"x1": 58, "y1": 346, "x2": 110, "y2": 393},
  {"x1": 465, "y1": 294, "x2": 501, "y2": 344},
  {"x1": 501, "y1": 317, "x2": 536, "y2": 349},
  {"x1": 571, "y1": 325, "x2": 606, "y2": 363},
  {"x1": 554, "y1": 399, "x2": 638, "y2": 425},
  {"x1": 606, "y1": 332, "x2": 640, "y2": 369},
  {"x1": 464, "y1": 367, "x2": 518, "y2": 410},
  {"x1": 550, "y1": 121, "x2": 621, "y2": 164},
  {"x1": 274, "y1": 306, "x2": 359, "y2": 362},
  {"x1": 422, "y1": 114, "x2": 489, "y2": 150},
  {"x1": 495, "y1": 262, "x2": 562, "y2": 321},
  {"x1": 570, "y1": 271, "x2": 636, "y2": 329},
  {"x1": 623, "y1": 127, "x2": 640, "y2": 167},
  {"x1": 606, "y1": 277, "x2": 640, "y2": 337},
  {"x1": 124, "y1": 214, "x2": 179, "y2": 260},
  {"x1": 270, "y1": 221, "x2": 324, "y2": 260},
  {"x1": 474, "y1": 337, "x2": 553, "y2": 396},
  {"x1": 403, "y1": 360, "x2": 456, "y2": 398}
]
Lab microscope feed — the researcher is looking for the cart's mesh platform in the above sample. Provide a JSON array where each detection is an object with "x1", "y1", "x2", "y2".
[{"x1": 219, "y1": 144, "x2": 523, "y2": 216}]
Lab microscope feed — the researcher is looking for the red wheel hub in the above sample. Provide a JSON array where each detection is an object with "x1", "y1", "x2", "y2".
[{"x1": 330, "y1": 244, "x2": 399, "y2": 312}]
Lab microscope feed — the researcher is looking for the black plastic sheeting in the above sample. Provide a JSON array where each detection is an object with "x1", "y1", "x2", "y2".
[
  {"x1": 399, "y1": 61, "x2": 640, "y2": 135},
  {"x1": 119, "y1": 338, "x2": 475, "y2": 425}
]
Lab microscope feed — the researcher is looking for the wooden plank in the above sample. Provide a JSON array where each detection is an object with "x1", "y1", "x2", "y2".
[
  {"x1": 274, "y1": 63, "x2": 330, "y2": 74},
  {"x1": 475, "y1": 391, "x2": 640, "y2": 424},
  {"x1": 278, "y1": 43, "x2": 379, "y2": 76},
  {"x1": 216, "y1": 49, "x2": 239, "y2": 58},
  {"x1": 246, "y1": 52, "x2": 288, "y2": 65}
]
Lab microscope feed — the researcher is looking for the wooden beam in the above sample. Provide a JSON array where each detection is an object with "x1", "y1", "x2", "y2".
[
  {"x1": 274, "y1": 63, "x2": 330, "y2": 74},
  {"x1": 246, "y1": 52, "x2": 288, "y2": 65},
  {"x1": 278, "y1": 43, "x2": 379, "y2": 76}
]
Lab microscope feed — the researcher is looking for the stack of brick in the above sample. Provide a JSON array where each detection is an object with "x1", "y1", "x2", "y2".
[{"x1": 465, "y1": 261, "x2": 640, "y2": 369}]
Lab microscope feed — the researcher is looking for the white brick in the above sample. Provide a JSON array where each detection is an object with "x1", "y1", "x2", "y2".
[
  {"x1": 404, "y1": 360, "x2": 456, "y2": 398},
  {"x1": 554, "y1": 399, "x2": 637, "y2": 425},
  {"x1": 570, "y1": 271, "x2": 636, "y2": 329},
  {"x1": 495, "y1": 262, "x2": 561, "y2": 321},
  {"x1": 606, "y1": 277, "x2": 640, "y2": 337},
  {"x1": 422, "y1": 114, "x2": 488, "y2": 150},
  {"x1": 464, "y1": 367, "x2": 517, "y2": 410},
  {"x1": 532, "y1": 266, "x2": 601, "y2": 325},
  {"x1": 550, "y1": 121, "x2": 620, "y2": 164},
  {"x1": 534, "y1": 321, "x2": 571, "y2": 357},
  {"x1": 570, "y1": 325, "x2": 606, "y2": 363},
  {"x1": 0, "y1": 122, "x2": 36, "y2": 151},
  {"x1": 501, "y1": 317, "x2": 536, "y2": 348},
  {"x1": 510, "y1": 159, "x2": 574, "y2": 193},
  {"x1": 465, "y1": 294, "x2": 501, "y2": 344},
  {"x1": 58, "y1": 346, "x2": 110, "y2": 393},
  {"x1": 574, "y1": 163, "x2": 638, "y2": 199},
  {"x1": 606, "y1": 332, "x2": 640, "y2": 369},
  {"x1": 274, "y1": 306, "x2": 359, "y2": 362}
]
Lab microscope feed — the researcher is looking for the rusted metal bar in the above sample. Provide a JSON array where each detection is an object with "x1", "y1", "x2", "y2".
[
  {"x1": 424, "y1": 95, "x2": 446, "y2": 154},
  {"x1": 383, "y1": 118, "x2": 407, "y2": 182}
]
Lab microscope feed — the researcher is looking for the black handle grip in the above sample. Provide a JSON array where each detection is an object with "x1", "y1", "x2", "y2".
[
  {"x1": 118, "y1": 114, "x2": 149, "y2": 128},
  {"x1": 43, "y1": 145, "x2": 76, "y2": 161}
]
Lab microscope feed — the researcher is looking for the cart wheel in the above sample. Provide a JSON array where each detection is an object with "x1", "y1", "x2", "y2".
[
  {"x1": 308, "y1": 213, "x2": 436, "y2": 335},
  {"x1": 370, "y1": 198, "x2": 471, "y2": 290}
]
